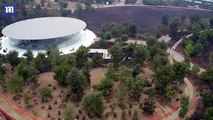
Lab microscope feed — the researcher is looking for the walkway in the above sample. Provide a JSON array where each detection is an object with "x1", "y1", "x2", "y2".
[{"x1": 164, "y1": 33, "x2": 206, "y2": 120}]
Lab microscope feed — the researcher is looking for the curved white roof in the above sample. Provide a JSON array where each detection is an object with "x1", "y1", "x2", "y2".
[{"x1": 2, "y1": 17, "x2": 87, "y2": 40}]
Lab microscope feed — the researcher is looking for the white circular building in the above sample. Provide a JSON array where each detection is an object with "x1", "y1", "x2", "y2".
[{"x1": 0, "y1": 17, "x2": 96, "y2": 57}]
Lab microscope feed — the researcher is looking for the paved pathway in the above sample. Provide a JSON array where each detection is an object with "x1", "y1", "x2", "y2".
[{"x1": 164, "y1": 33, "x2": 206, "y2": 120}]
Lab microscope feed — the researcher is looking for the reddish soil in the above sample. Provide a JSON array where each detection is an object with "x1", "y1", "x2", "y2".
[{"x1": 73, "y1": 6, "x2": 213, "y2": 35}]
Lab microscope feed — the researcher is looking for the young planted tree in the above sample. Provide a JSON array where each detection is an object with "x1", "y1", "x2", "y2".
[
  {"x1": 83, "y1": 92, "x2": 104, "y2": 118},
  {"x1": 179, "y1": 95, "x2": 190, "y2": 118},
  {"x1": 64, "y1": 103, "x2": 75, "y2": 120}
]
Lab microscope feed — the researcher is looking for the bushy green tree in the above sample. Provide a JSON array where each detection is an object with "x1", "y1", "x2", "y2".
[
  {"x1": 39, "y1": 87, "x2": 52, "y2": 102},
  {"x1": 204, "y1": 107, "x2": 213, "y2": 120},
  {"x1": 134, "y1": 45, "x2": 149, "y2": 65},
  {"x1": 121, "y1": 34, "x2": 129, "y2": 41},
  {"x1": 7, "y1": 74, "x2": 23, "y2": 93},
  {"x1": 173, "y1": 62, "x2": 189, "y2": 82},
  {"x1": 23, "y1": 49, "x2": 33, "y2": 63},
  {"x1": 95, "y1": 78, "x2": 113, "y2": 96},
  {"x1": 92, "y1": 53, "x2": 103, "y2": 67},
  {"x1": 31, "y1": 53, "x2": 48, "y2": 72},
  {"x1": 128, "y1": 78, "x2": 144, "y2": 101},
  {"x1": 179, "y1": 95, "x2": 190, "y2": 118},
  {"x1": 191, "y1": 65, "x2": 200, "y2": 75},
  {"x1": 128, "y1": 23, "x2": 137, "y2": 37},
  {"x1": 16, "y1": 62, "x2": 37, "y2": 80},
  {"x1": 155, "y1": 65, "x2": 175, "y2": 94},
  {"x1": 169, "y1": 17, "x2": 181, "y2": 36},
  {"x1": 110, "y1": 42, "x2": 123, "y2": 69},
  {"x1": 66, "y1": 67, "x2": 84, "y2": 100},
  {"x1": 6, "y1": 51, "x2": 21, "y2": 68},
  {"x1": 53, "y1": 63, "x2": 71, "y2": 85},
  {"x1": 75, "y1": 46, "x2": 89, "y2": 68},
  {"x1": 83, "y1": 92, "x2": 104, "y2": 118},
  {"x1": 142, "y1": 98, "x2": 156, "y2": 115},
  {"x1": 201, "y1": 67, "x2": 213, "y2": 83},
  {"x1": 203, "y1": 92, "x2": 213, "y2": 107}
]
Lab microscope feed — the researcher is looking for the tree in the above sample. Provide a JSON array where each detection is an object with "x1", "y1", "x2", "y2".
[
  {"x1": 23, "y1": 49, "x2": 33, "y2": 63},
  {"x1": 83, "y1": 92, "x2": 104, "y2": 118},
  {"x1": 173, "y1": 62, "x2": 189, "y2": 82},
  {"x1": 32, "y1": 53, "x2": 48, "y2": 72},
  {"x1": 166, "y1": 85, "x2": 176, "y2": 100},
  {"x1": 189, "y1": 23, "x2": 202, "y2": 33},
  {"x1": 39, "y1": 87, "x2": 52, "y2": 102},
  {"x1": 155, "y1": 65, "x2": 175, "y2": 94},
  {"x1": 53, "y1": 63, "x2": 71, "y2": 85},
  {"x1": 191, "y1": 65, "x2": 200, "y2": 75},
  {"x1": 110, "y1": 42, "x2": 123, "y2": 69},
  {"x1": 204, "y1": 107, "x2": 213, "y2": 120},
  {"x1": 75, "y1": 46, "x2": 89, "y2": 68},
  {"x1": 190, "y1": 15, "x2": 201, "y2": 24},
  {"x1": 169, "y1": 17, "x2": 181, "y2": 36},
  {"x1": 7, "y1": 74, "x2": 23, "y2": 93},
  {"x1": 185, "y1": 44, "x2": 193, "y2": 56},
  {"x1": 210, "y1": 18, "x2": 213, "y2": 28},
  {"x1": 121, "y1": 34, "x2": 129, "y2": 41},
  {"x1": 64, "y1": 103, "x2": 75, "y2": 120},
  {"x1": 203, "y1": 92, "x2": 213, "y2": 107},
  {"x1": 46, "y1": 45, "x2": 62, "y2": 66},
  {"x1": 162, "y1": 15, "x2": 170, "y2": 25},
  {"x1": 201, "y1": 67, "x2": 213, "y2": 83},
  {"x1": 6, "y1": 51, "x2": 20, "y2": 68},
  {"x1": 134, "y1": 45, "x2": 149, "y2": 65},
  {"x1": 95, "y1": 78, "x2": 113, "y2": 96},
  {"x1": 128, "y1": 78, "x2": 144, "y2": 101},
  {"x1": 128, "y1": 24, "x2": 137, "y2": 37},
  {"x1": 103, "y1": 31, "x2": 112, "y2": 40},
  {"x1": 66, "y1": 67, "x2": 84, "y2": 100},
  {"x1": 142, "y1": 98, "x2": 155, "y2": 115},
  {"x1": 16, "y1": 62, "x2": 37, "y2": 80},
  {"x1": 111, "y1": 26, "x2": 119, "y2": 37},
  {"x1": 193, "y1": 43, "x2": 204, "y2": 56},
  {"x1": 132, "y1": 109, "x2": 139, "y2": 120},
  {"x1": 92, "y1": 53, "x2": 103, "y2": 67},
  {"x1": 179, "y1": 95, "x2": 190, "y2": 118}
]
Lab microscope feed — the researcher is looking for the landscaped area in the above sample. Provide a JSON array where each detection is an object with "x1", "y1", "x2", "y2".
[{"x1": 0, "y1": 0, "x2": 213, "y2": 120}]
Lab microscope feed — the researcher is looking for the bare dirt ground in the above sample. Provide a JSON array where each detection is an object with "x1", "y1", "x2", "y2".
[
  {"x1": 73, "y1": 6, "x2": 213, "y2": 35},
  {"x1": 89, "y1": 67, "x2": 108, "y2": 86}
]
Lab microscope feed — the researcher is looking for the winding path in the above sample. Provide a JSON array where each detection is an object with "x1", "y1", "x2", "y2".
[{"x1": 164, "y1": 33, "x2": 206, "y2": 120}]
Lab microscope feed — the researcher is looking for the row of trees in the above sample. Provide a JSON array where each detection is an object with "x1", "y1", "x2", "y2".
[
  {"x1": 160, "y1": 15, "x2": 211, "y2": 37},
  {"x1": 143, "y1": 0, "x2": 213, "y2": 10},
  {"x1": 183, "y1": 29, "x2": 213, "y2": 63}
]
